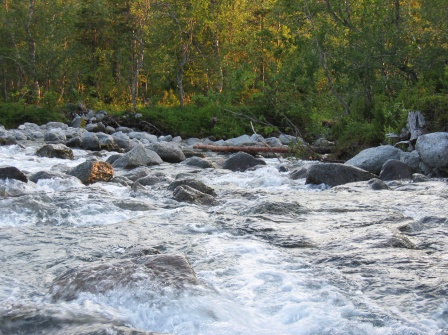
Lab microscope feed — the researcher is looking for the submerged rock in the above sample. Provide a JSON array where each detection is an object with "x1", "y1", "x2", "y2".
[
  {"x1": 173, "y1": 185, "x2": 218, "y2": 206},
  {"x1": 50, "y1": 254, "x2": 199, "y2": 301},
  {"x1": 305, "y1": 163, "x2": 376, "y2": 187},
  {"x1": 222, "y1": 151, "x2": 266, "y2": 172},
  {"x1": 168, "y1": 178, "x2": 217, "y2": 196},
  {"x1": 29, "y1": 171, "x2": 69, "y2": 183},
  {"x1": 367, "y1": 178, "x2": 390, "y2": 190},
  {"x1": 36, "y1": 144, "x2": 74, "y2": 160},
  {"x1": 0, "y1": 301, "x2": 168, "y2": 335},
  {"x1": 68, "y1": 161, "x2": 114, "y2": 185}
]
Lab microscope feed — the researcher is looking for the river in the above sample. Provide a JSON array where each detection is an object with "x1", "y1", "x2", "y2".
[{"x1": 1, "y1": 143, "x2": 447, "y2": 335}]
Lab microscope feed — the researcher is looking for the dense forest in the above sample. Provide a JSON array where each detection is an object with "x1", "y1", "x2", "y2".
[{"x1": 0, "y1": 0, "x2": 447, "y2": 152}]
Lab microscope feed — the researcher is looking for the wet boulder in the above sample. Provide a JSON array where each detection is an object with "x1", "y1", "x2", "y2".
[
  {"x1": 183, "y1": 156, "x2": 213, "y2": 169},
  {"x1": 0, "y1": 133, "x2": 17, "y2": 145},
  {"x1": 49, "y1": 254, "x2": 199, "y2": 301},
  {"x1": 168, "y1": 178, "x2": 217, "y2": 196},
  {"x1": 412, "y1": 173, "x2": 430, "y2": 182},
  {"x1": 112, "y1": 144, "x2": 162, "y2": 169},
  {"x1": 305, "y1": 163, "x2": 376, "y2": 187},
  {"x1": 0, "y1": 166, "x2": 28, "y2": 183},
  {"x1": 66, "y1": 135, "x2": 82, "y2": 148},
  {"x1": 68, "y1": 161, "x2": 114, "y2": 185},
  {"x1": 345, "y1": 145, "x2": 402, "y2": 174},
  {"x1": 118, "y1": 166, "x2": 152, "y2": 181},
  {"x1": 415, "y1": 132, "x2": 448, "y2": 172},
  {"x1": 222, "y1": 151, "x2": 266, "y2": 172},
  {"x1": 173, "y1": 185, "x2": 218, "y2": 206},
  {"x1": 148, "y1": 142, "x2": 186, "y2": 163},
  {"x1": 367, "y1": 178, "x2": 390, "y2": 190},
  {"x1": 134, "y1": 175, "x2": 161, "y2": 187},
  {"x1": 36, "y1": 144, "x2": 74, "y2": 160},
  {"x1": 379, "y1": 159, "x2": 413, "y2": 181},
  {"x1": 289, "y1": 163, "x2": 317, "y2": 180}
]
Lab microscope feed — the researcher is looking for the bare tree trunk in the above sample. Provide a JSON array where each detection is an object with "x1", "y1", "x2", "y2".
[
  {"x1": 176, "y1": 44, "x2": 188, "y2": 108},
  {"x1": 26, "y1": 0, "x2": 40, "y2": 103},
  {"x1": 131, "y1": 36, "x2": 145, "y2": 111},
  {"x1": 213, "y1": 36, "x2": 224, "y2": 93}
]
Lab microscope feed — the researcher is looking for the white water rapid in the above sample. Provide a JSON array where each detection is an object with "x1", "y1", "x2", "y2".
[{"x1": 1, "y1": 143, "x2": 448, "y2": 335}]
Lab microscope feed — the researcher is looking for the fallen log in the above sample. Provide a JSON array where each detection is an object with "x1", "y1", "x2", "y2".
[{"x1": 193, "y1": 144, "x2": 291, "y2": 153}]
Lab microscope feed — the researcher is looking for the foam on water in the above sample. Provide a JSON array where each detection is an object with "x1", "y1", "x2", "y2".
[{"x1": 57, "y1": 235, "x2": 434, "y2": 335}]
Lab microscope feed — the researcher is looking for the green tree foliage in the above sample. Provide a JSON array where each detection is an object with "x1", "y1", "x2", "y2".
[{"x1": 0, "y1": 0, "x2": 446, "y2": 147}]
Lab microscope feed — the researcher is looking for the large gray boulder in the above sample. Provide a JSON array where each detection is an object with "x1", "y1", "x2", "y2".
[
  {"x1": 222, "y1": 151, "x2": 266, "y2": 172},
  {"x1": 36, "y1": 144, "x2": 74, "y2": 160},
  {"x1": 112, "y1": 144, "x2": 162, "y2": 169},
  {"x1": 415, "y1": 132, "x2": 448, "y2": 169},
  {"x1": 379, "y1": 159, "x2": 413, "y2": 181},
  {"x1": 81, "y1": 132, "x2": 101, "y2": 151},
  {"x1": 305, "y1": 163, "x2": 376, "y2": 187},
  {"x1": 96, "y1": 132, "x2": 120, "y2": 151},
  {"x1": 345, "y1": 145, "x2": 402, "y2": 174},
  {"x1": 44, "y1": 129, "x2": 66, "y2": 143},
  {"x1": 148, "y1": 142, "x2": 186, "y2": 163},
  {"x1": 112, "y1": 131, "x2": 135, "y2": 152}
]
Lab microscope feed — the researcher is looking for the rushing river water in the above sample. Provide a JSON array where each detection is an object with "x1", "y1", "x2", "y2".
[{"x1": 1, "y1": 143, "x2": 448, "y2": 335}]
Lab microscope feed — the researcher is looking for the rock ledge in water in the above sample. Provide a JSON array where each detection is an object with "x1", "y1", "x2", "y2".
[{"x1": 49, "y1": 254, "x2": 198, "y2": 301}]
